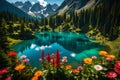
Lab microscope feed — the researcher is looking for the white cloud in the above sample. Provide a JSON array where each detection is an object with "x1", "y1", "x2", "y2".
[{"x1": 38, "y1": 0, "x2": 47, "y2": 7}]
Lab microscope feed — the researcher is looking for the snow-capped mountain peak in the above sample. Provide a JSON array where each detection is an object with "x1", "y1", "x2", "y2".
[
  {"x1": 38, "y1": 0, "x2": 48, "y2": 7},
  {"x1": 13, "y1": 1, "x2": 59, "y2": 19}
]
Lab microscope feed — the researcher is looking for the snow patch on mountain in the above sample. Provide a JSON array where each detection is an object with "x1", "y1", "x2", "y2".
[{"x1": 38, "y1": 0, "x2": 47, "y2": 7}]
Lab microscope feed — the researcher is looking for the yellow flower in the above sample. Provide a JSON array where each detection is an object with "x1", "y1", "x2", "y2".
[
  {"x1": 106, "y1": 54, "x2": 115, "y2": 59},
  {"x1": 84, "y1": 58, "x2": 92, "y2": 64},
  {"x1": 31, "y1": 76, "x2": 38, "y2": 80},
  {"x1": 34, "y1": 70, "x2": 43, "y2": 77},
  {"x1": 99, "y1": 51, "x2": 108, "y2": 56},
  {"x1": 65, "y1": 65, "x2": 72, "y2": 70},
  {"x1": 72, "y1": 69, "x2": 79, "y2": 74},
  {"x1": 14, "y1": 64, "x2": 25, "y2": 71}
]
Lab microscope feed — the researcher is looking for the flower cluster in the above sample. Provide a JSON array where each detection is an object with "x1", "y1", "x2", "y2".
[{"x1": 0, "y1": 50, "x2": 120, "y2": 80}]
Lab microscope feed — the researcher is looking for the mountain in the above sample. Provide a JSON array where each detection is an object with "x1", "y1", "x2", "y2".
[
  {"x1": 14, "y1": 1, "x2": 23, "y2": 7},
  {"x1": 13, "y1": 1, "x2": 59, "y2": 18},
  {"x1": 0, "y1": 0, "x2": 32, "y2": 19},
  {"x1": 43, "y1": 4, "x2": 53, "y2": 16},
  {"x1": 30, "y1": 2, "x2": 43, "y2": 12},
  {"x1": 21, "y1": 1, "x2": 32, "y2": 12},
  {"x1": 40, "y1": 0, "x2": 119, "y2": 40},
  {"x1": 52, "y1": 4, "x2": 59, "y2": 10}
]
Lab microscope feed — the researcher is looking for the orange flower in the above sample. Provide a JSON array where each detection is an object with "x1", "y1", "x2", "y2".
[
  {"x1": 84, "y1": 58, "x2": 92, "y2": 64},
  {"x1": 14, "y1": 64, "x2": 25, "y2": 71},
  {"x1": 106, "y1": 54, "x2": 115, "y2": 59},
  {"x1": 31, "y1": 76, "x2": 38, "y2": 80},
  {"x1": 34, "y1": 70, "x2": 43, "y2": 77},
  {"x1": 65, "y1": 65, "x2": 72, "y2": 70},
  {"x1": 72, "y1": 69, "x2": 79, "y2": 74},
  {"x1": 99, "y1": 51, "x2": 108, "y2": 56}
]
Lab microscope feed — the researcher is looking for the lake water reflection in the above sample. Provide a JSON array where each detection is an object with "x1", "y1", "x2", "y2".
[{"x1": 13, "y1": 32, "x2": 104, "y2": 68}]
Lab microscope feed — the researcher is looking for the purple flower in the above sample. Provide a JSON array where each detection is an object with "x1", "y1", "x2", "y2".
[{"x1": 77, "y1": 66, "x2": 83, "y2": 71}]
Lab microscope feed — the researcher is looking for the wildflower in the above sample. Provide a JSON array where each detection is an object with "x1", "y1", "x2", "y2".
[
  {"x1": 106, "y1": 71, "x2": 117, "y2": 78},
  {"x1": 99, "y1": 51, "x2": 108, "y2": 56},
  {"x1": 7, "y1": 51, "x2": 17, "y2": 57},
  {"x1": 14, "y1": 64, "x2": 25, "y2": 71},
  {"x1": 31, "y1": 76, "x2": 38, "y2": 80},
  {"x1": 0, "y1": 68, "x2": 8, "y2": 75},
  {"x1": 72, "y1": 69, "x2": 79, "y2": 74},
  {"x1": 62, "y1": 56, "x2": 67, "y2": 63},
  {"x1": 114, "y1": 61, "x2": 120, "y2": 75},
  {"x1": 91, "y1": 56, "x2": 97, "y2": 60},
  {"x1": 56, "y1": 50, "x2": 60, "y2": 66},
  {"x1": 46, "y1": 53, "x2": 51, "y2": 63},
  {"x1": 23, "y1": 58, "x2": 30, "y2": 63},
  {"x1": 4, "y1": 77, "x2": 11, "y2": 80},
  {"x1": 106, "y1": 57, "x2": 113, "y2": 61},
  {"x1": 84, "y1": 58, "x2": 92, "y2": 64},
  {"x1": 106, "y1": 54, "x2": 115, "y2": 59},
  {"x1": 20, "y1": 55, "x2": 27, "y2": 59},
  {"x1": 94, "y1": 65, "x2": 103, "y2": 71},
  {"x1": 77, "y1": 66, "x2": 83, "y2": 71},
  {"x1": 40, "y1": 50, "x2": 44, "y2": 63},
  {"x1": 34, "y1": 70, "x2": 43, "y2": 77},
  {"x1": 53, "y1": 56, "x2": 60, "y2": 67},
  {"x1": 65, "y1": 65, "x2": 72, "y2": 70}
]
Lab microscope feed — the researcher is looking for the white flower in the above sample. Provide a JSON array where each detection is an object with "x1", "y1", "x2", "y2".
[
  {"x1": 94, "y1": 65, "x2": 103, "y2": 71},
  {"x1": 20, "y1": 55, "x2": 27, "y2": 59}
]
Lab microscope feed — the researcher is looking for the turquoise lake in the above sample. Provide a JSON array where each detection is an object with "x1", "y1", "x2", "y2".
[{"x1": 13, "y1": 32, "x2": 105, "y2": 68}]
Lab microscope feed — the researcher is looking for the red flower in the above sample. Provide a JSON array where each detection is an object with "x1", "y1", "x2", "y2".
[
  {"x1": 106, "y1": 71, "x2": 117, "y2": 78},
  {"x1": 56, "y1": 50, "x2": 60, "y2": 66},
  {"x1": 4, "y1": 77, "x2": 11, "y2": 80},
  {"x1": 114, "y1": 60, "x2": 120, "y2": 75},
  {"x1": 53, "y1": 56, "x2": 57, "y2": 67},
  {"x1": 0, "y1": 68, "x2": 8, "y2": 75},
  {"x1": 40, "y1": 50, "x2": 44, "y2": 63},
  {"x1": 46, "y1": 53, "x2": 51, "y2": 63},
  {"x1": 7, "y1": 51, "x2": 17, "y2": 57}
]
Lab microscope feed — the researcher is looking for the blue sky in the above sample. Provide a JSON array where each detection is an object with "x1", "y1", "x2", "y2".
[{"x1": 7, "y1": 0, "x2": 64, "y2": 5}]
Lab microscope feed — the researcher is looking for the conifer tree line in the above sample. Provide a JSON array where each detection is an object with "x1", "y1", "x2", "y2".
[
  {"x1": 39, "y1": 0, "x2": 120, "y2": 40},
  {"x1": 0, "y1": 11, "x2": 40, "y2": 40}
]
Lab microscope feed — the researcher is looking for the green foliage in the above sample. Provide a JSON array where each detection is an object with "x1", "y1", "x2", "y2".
[{"x1": 0, "y1": 52, "x2": 11, "y2": 68}]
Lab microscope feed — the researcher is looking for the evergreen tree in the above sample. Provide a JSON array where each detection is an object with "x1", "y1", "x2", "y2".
[{"x1": 0, "y1": 18, "x2": 10, "y2": 53}]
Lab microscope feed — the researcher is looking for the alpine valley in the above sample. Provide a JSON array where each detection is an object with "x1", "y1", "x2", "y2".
[{"x1": 0, "y1": 0, "x2": 120, "y2": 79}]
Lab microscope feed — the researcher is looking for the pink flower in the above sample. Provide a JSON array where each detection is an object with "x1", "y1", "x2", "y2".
[
  {"x1": 4, "y1": 77, "x2": 11, "y2": 80},
  {"x1": 23, "y1": 58, "x2": 30, "y2": 63},
  {"x1": 77, "y1": 66, "x2": 83, "y2": 71},
  {"x1": 7, "y1": 51, "x2": 17, "y2": 57},
  {"x1": 62, "y1": 56, "x2": 67, "y2": 63},
  {"x1": 91, "y1": 56, "x2": 97, "y2": 60},
  {"x1": 106, "y1": 71, "x2": 117, "y2": 78},
  {"x1": 0, "y1": 68, "x2": 8, "y2": 75},
  {"x1": 106, "y1": 57, "x2": 113, "y2": 61}
]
